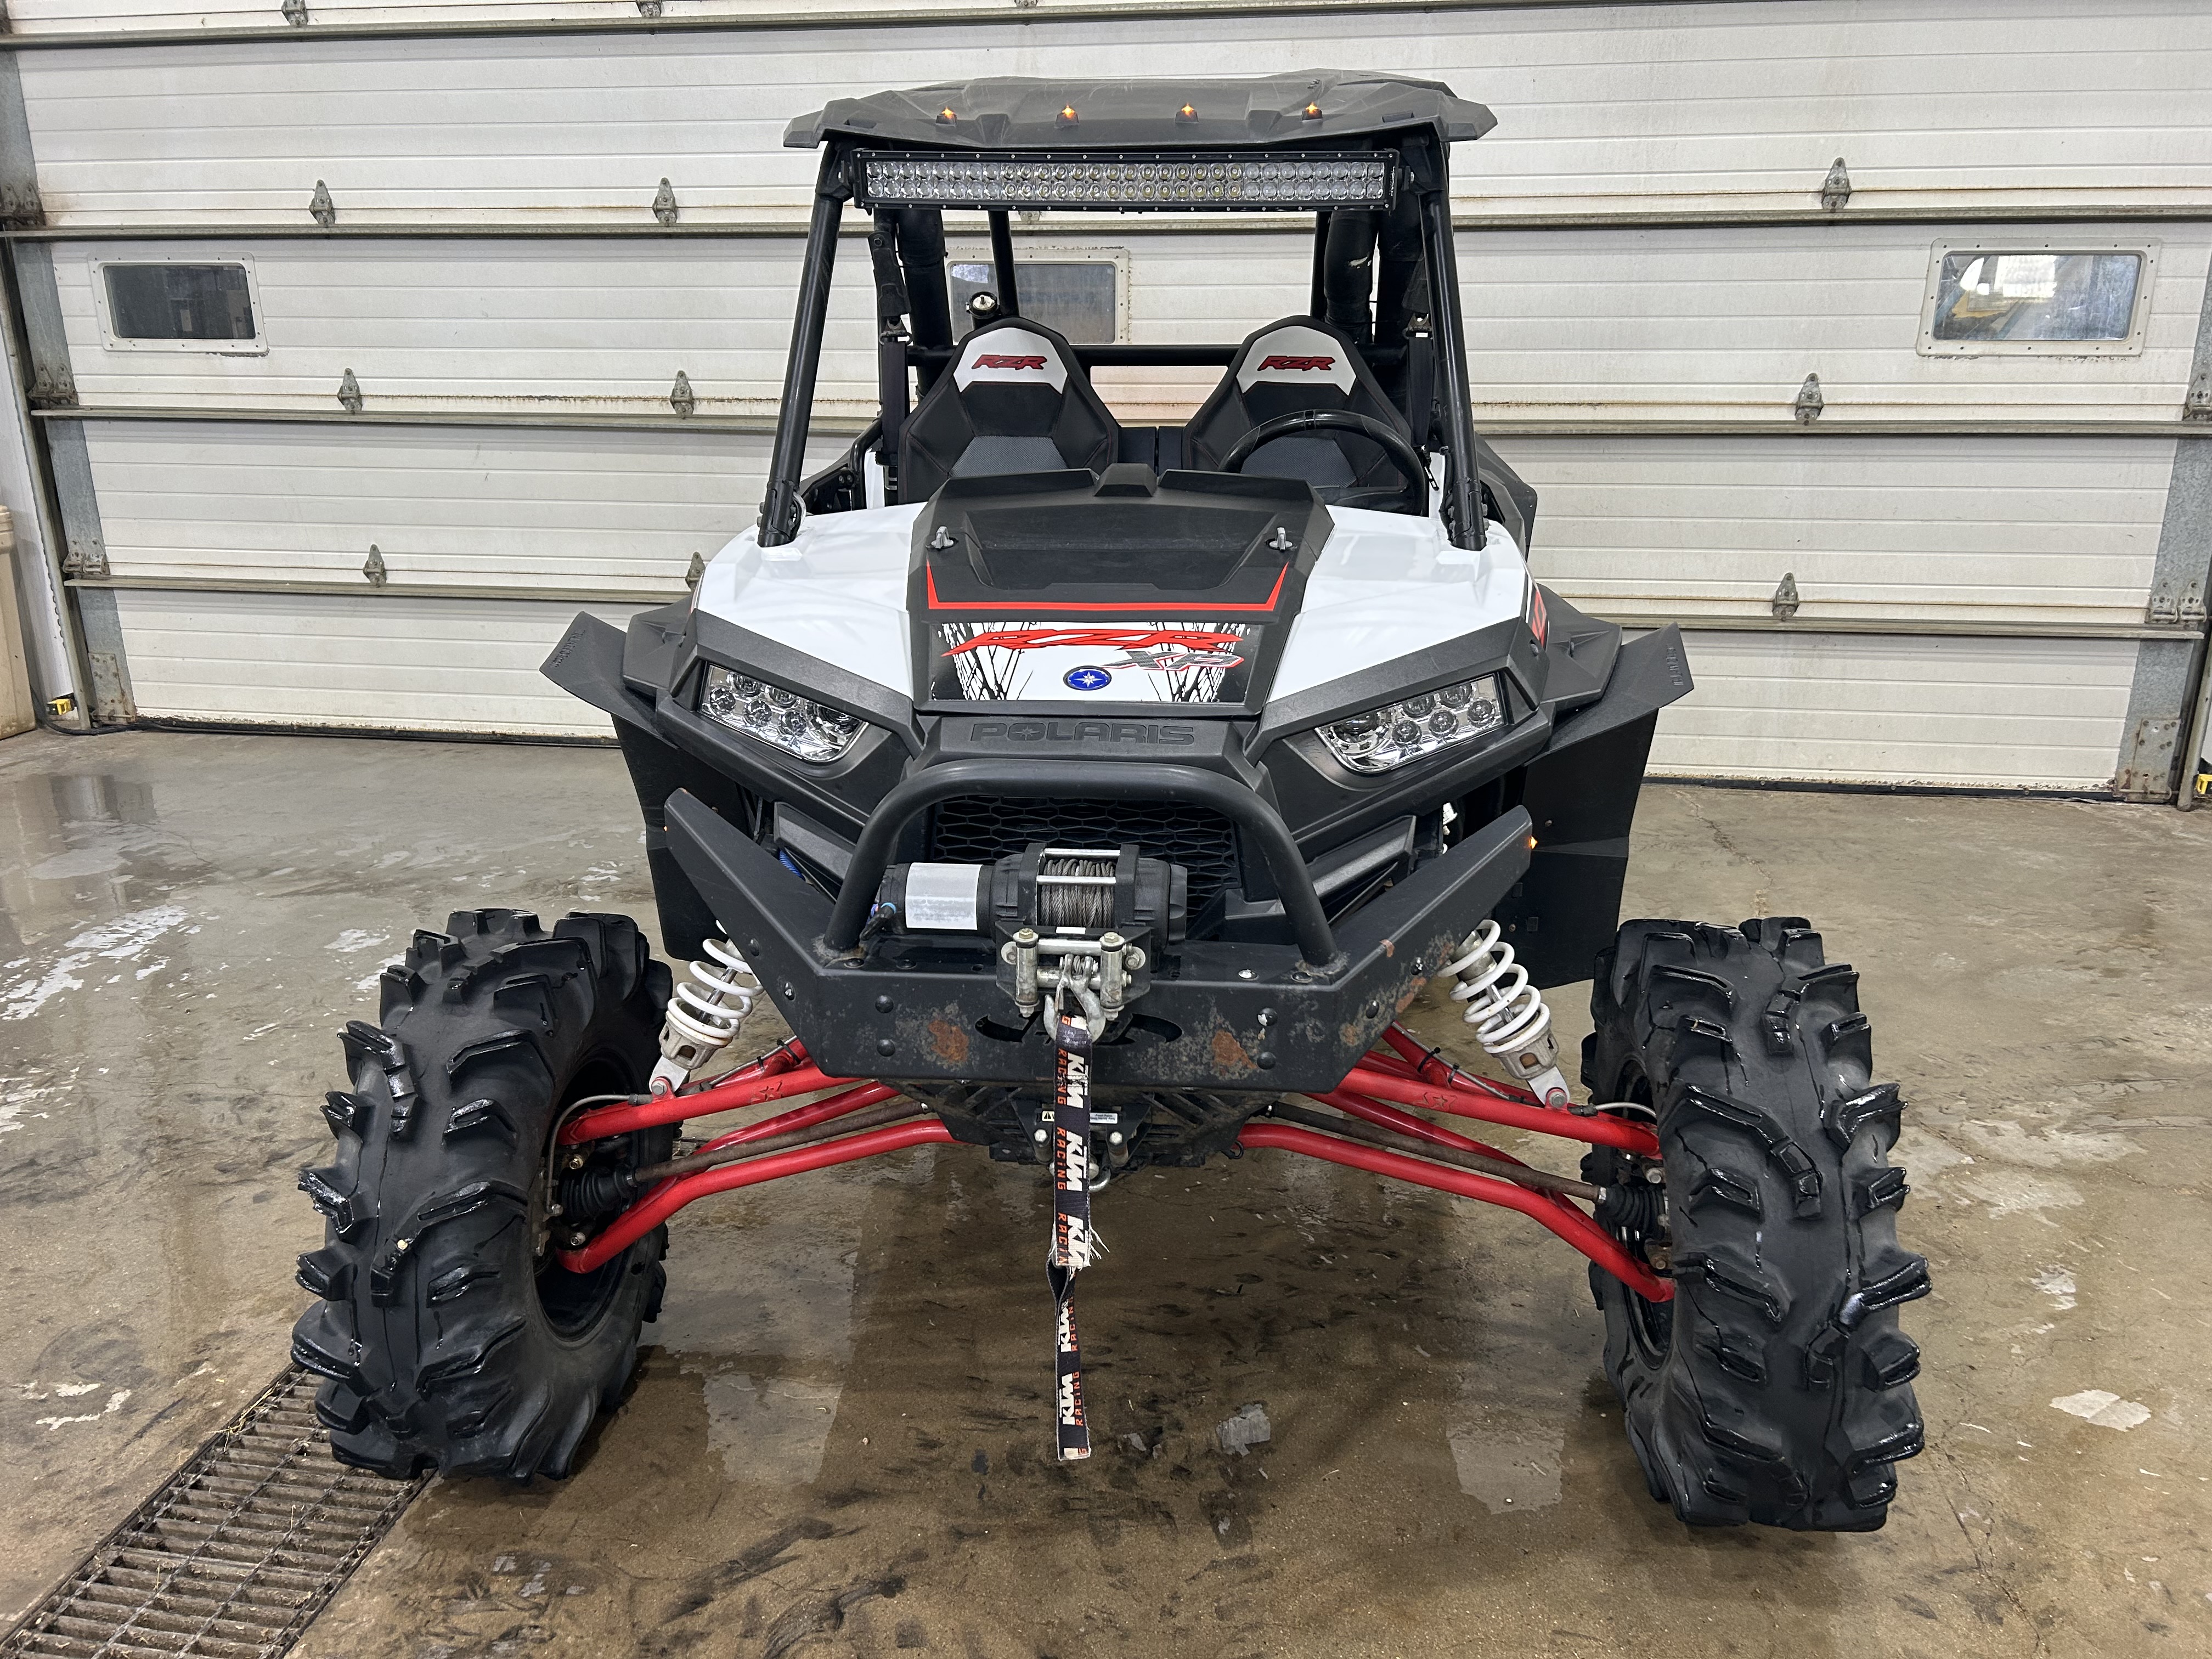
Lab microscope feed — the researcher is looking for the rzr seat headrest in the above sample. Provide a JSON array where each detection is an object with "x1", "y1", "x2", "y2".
[
  {"x1": 1183, "y1": 316, "x2": 1415, "y2": 500},
  {"x1": 899, "y1": 318, "x2": 1120, "y2": 500}
]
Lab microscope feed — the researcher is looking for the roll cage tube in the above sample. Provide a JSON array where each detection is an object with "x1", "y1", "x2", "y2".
[
  {"x1": 760, "y1": 149, "x2": 850, "y2": 548},
  {"x1": 755, "y1": 131, "x2": 1485, "y2": 548},
  {"x1": 1408, "y1": 135, "x2": 1483, "y2": 549}
]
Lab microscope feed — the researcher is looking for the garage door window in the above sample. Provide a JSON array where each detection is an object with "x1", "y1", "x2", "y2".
[
  {"x1": 949, "y1": 259, "x2": 1120, "y2": 343},
  {"x1": 1920, "y1": 244, "x2": 2152, "y2": 356},
  {"x1": 95, "y1": 259, "x2": 266, "y2": 354}
]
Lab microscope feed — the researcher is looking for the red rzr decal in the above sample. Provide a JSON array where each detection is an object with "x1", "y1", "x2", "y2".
[
  {"x1": 944, "y1": 627, "x2": 1243, "y2": 657},
  {"x1": 1257, "y1": 354, "x2": 1336, "y2": 372},
  {"x1": 972, "y1": 353, "x2": 1048, "y2": 370}
]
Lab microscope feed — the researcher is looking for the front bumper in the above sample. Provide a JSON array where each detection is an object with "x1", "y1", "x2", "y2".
[{"x1": 665, "y1": 786, "x2": 1531, "y2": 1093}]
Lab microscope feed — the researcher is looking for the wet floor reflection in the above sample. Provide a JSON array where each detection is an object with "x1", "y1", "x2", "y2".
[{"x1": 0, "y1": 731, "x2": 663, "y2": 1621}]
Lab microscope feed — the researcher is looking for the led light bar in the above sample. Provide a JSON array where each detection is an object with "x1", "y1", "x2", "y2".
[{"x1": 855, "y1": 150, "x2": 1396, "y2": 213}]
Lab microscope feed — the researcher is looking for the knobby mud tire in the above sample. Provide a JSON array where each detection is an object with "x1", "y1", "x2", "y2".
[
  {"x1": 1582, "y1": 916, "x2": 1928, "y2": 1530},
  {"x1": 290, "y1": 908, "x2": 674, "y2": 1479}
]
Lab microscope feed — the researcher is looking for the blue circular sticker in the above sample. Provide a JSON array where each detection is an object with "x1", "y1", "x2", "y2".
[{"x1": 1063, "y1": 665, "x2": 1112, "y2": 692}]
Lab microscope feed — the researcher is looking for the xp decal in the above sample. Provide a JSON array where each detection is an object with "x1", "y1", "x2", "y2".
[{"x1": 934, "y1": 622, "x2": 1255, "y2": 703}]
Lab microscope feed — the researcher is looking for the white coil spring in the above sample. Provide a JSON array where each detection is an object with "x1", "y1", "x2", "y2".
[
  {"x1": 1442, "y1": 919, "x2": 1554, "y2": 1065},
  {"x1": 657, "y1": 934, "x2": 759, "y2": 1077}
]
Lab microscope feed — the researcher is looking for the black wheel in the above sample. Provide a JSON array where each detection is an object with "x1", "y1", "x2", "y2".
[
  {"x1": 290, "y1": 909, "x2": 674, "y2": 1479},
  {"x1": 1581, "y1": 916, "x2": 1927, "y2": 1530}
]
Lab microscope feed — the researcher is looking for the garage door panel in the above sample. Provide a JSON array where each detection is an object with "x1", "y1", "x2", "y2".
[
  {"x1": 4, "y1": 1, "x2": 1011, "y2": 35},
  {"x1": 1499, "y1": 436, "x2": 2174, "y2": 625},
  {"x1": 1649, "y1": 631, "x2": 2135, "y2": 787},
  {"x1": 55, "y1": 228, "x2": 2208, "y2": 427},
  {"x1": 1460, "y1": 225, "x2": 2208, "y2": 421},
  {"x1": 57, "y1": 239, "x2": 880, "y2": 417},
  {"x1": 82, "y1": 421, "x2": 803, "y2": 591},
  {"x1": 19, "y1": 2, "x2": 2211, "y2": 225},
  {"x1": 111, "y1": 590, "x2": 645, "y2": 735}
]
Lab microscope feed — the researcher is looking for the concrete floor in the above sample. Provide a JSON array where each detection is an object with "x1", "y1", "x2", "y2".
[{"x1": 1, "y1": 727, "x2": 2207, "y2": 1658}]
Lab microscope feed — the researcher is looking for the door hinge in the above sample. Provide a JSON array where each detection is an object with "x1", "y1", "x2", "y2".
[
  {"x1": 1819, "y1": 157, "x2": 1852, "y2": 211},
  {"x1": 27, "y1": 366, "x2": 77, "y2": 408},
  {"x1": 309, "y1": 179, "x2": 336, "y2": 227},
  {"x1": 336, "y1": 368, "x2": 363, "y2": 413},
  {"x1": 685, "y1": 551, "x2": 706, "y2": 588},
  {"x1": 2147, "y1": 583, "x2": 2207, "y2": 628},
  {"x1": 1793, "y1": 374, "x2": 1824, "y2": 423},
  {"x1": 2186, "y1": 368, "x2": 2212, "y2": 421},
  {"x1": 0, "y1": 182, "x2": 46, "y2": 229},
  {"x1": 670, "y1": 370, "x2": 696, "y2": 417},
  {"x1": 637, "y1": 1, "x2": 664, "y2": 15},
  {"x1": 1771, "y1": 572, "x2": 1801, "y2": 620},
  {"x1": 362, "y1": 545, "x2": 388, "y2": 586},
  {"x1": 282, "y1": 0, "x2": 310, "y2": 25},
  {"x1": 652, "y1": 178, "x2": 679, "y2": 225}
]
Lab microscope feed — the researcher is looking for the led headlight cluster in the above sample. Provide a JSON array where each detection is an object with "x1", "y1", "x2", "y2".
[
  {"x1": 699, "y1": 666, "x2": 865, "y2": 763},
  {"x1": 857, "y1": 151, "x2": 1393, "y2": 212},
  {"x1": 1316, "y1": 675, "x2": 1506, "y2": 775}
]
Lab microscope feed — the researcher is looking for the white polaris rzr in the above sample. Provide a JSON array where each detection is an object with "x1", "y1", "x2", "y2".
[{"x1": 293, "y1": 71, "x2": 1926, "y2": 1529}]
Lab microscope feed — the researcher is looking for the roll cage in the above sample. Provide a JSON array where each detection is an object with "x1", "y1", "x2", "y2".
[{"x1": 758, "y1": 72, "x2": 1502, "y2": 552}]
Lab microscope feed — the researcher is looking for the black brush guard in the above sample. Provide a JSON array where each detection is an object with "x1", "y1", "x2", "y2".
[{"x1": 664, "y1": 778, "x2": 1531, "y2": 1093}]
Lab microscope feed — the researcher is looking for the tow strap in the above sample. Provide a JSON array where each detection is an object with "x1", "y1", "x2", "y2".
[{"x1": 1048, "y1": 1007, "x2": 1096, "y2": 1461}]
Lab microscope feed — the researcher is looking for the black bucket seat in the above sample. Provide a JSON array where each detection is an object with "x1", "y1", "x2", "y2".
[
  {"x1": 1183, "y1": 316, "x2": 1418, "y2": 504},
  {"x1": 899, "y1": 317, "x2": 1120, "y2": 499}
]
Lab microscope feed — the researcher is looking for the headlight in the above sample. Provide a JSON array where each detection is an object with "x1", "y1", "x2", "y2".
[
  {"x1": 1315, "y1": 674, "x2": 1506, "y2": 775},
  {"x1": 699, "y1": 665, "x2": 865, "y2": 763}
]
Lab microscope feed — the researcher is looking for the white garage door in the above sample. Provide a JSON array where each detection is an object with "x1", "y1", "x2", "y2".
[{"x1": 4, "y1": 0, "x2": 2208, "y2": 793}]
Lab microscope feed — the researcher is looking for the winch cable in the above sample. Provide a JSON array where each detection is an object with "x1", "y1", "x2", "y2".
[
  {"x1": 1034, "y1": 849, "x2": 1118, "y2": 932},
  {"x1": 1047, "y1": 999, "x2": 1099, "y2": 1462}
]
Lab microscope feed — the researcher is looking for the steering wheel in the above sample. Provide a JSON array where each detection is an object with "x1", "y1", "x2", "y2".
[{"x1": 1217, "y1": 409, "x2": 1429, "y2": 516}]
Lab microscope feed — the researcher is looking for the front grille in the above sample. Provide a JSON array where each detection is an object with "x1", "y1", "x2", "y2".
[{"x1": 928, "y1": 797, "x2": 1241, "y2": 911}]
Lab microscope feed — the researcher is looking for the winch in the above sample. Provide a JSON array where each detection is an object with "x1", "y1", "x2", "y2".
[{"x1": 872, "y1": 842, "x2": 1187, "y2": 1022}]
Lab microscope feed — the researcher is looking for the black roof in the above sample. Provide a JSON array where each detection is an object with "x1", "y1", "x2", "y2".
[{"x1": 786, "y1": 70, "x2": 1494, "y2": 152}]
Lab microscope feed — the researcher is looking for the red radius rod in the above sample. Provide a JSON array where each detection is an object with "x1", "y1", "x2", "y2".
[{"x1": 554, "y1": 1026, "x2": 1668, "y2": 1296}]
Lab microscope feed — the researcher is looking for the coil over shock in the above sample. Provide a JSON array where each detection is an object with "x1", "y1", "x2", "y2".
[
  {"x1": 650, "y1": 933, "x2": 760, "y2": 1094},
  {"x1": 1443, "y1": 919, "x2": 1573, "y2": 1108}
]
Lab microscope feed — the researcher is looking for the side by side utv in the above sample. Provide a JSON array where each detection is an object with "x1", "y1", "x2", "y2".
[{"x1": 291, "y1": 71, "x2": 1926, "y2": 1529}]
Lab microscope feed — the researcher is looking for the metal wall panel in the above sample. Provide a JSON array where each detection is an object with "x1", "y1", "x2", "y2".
[
  {"x1": 15, "y1": 1, "x2": 2210, "y2": 227},
  {"x1": 109, "y1": 588, "x2": 644, "y2": 735},
  {"x1": 78, "y1": 419, "x2": 788, "y2": 591},
  {"x1": 52, "y1": 226, "x2": 2211, "y2": 426},
  {"x1": 1648, "y1": 630, "x2": 2137, "y2": 789},
  {"x1": 1496, "y1": 435, "x2": 2177, "y2": 629}
]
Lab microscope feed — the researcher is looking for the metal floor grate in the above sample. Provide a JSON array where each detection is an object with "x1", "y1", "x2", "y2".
[{"x1": 2, "y1": 1365, "x2": 424, "y2": 1659}]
